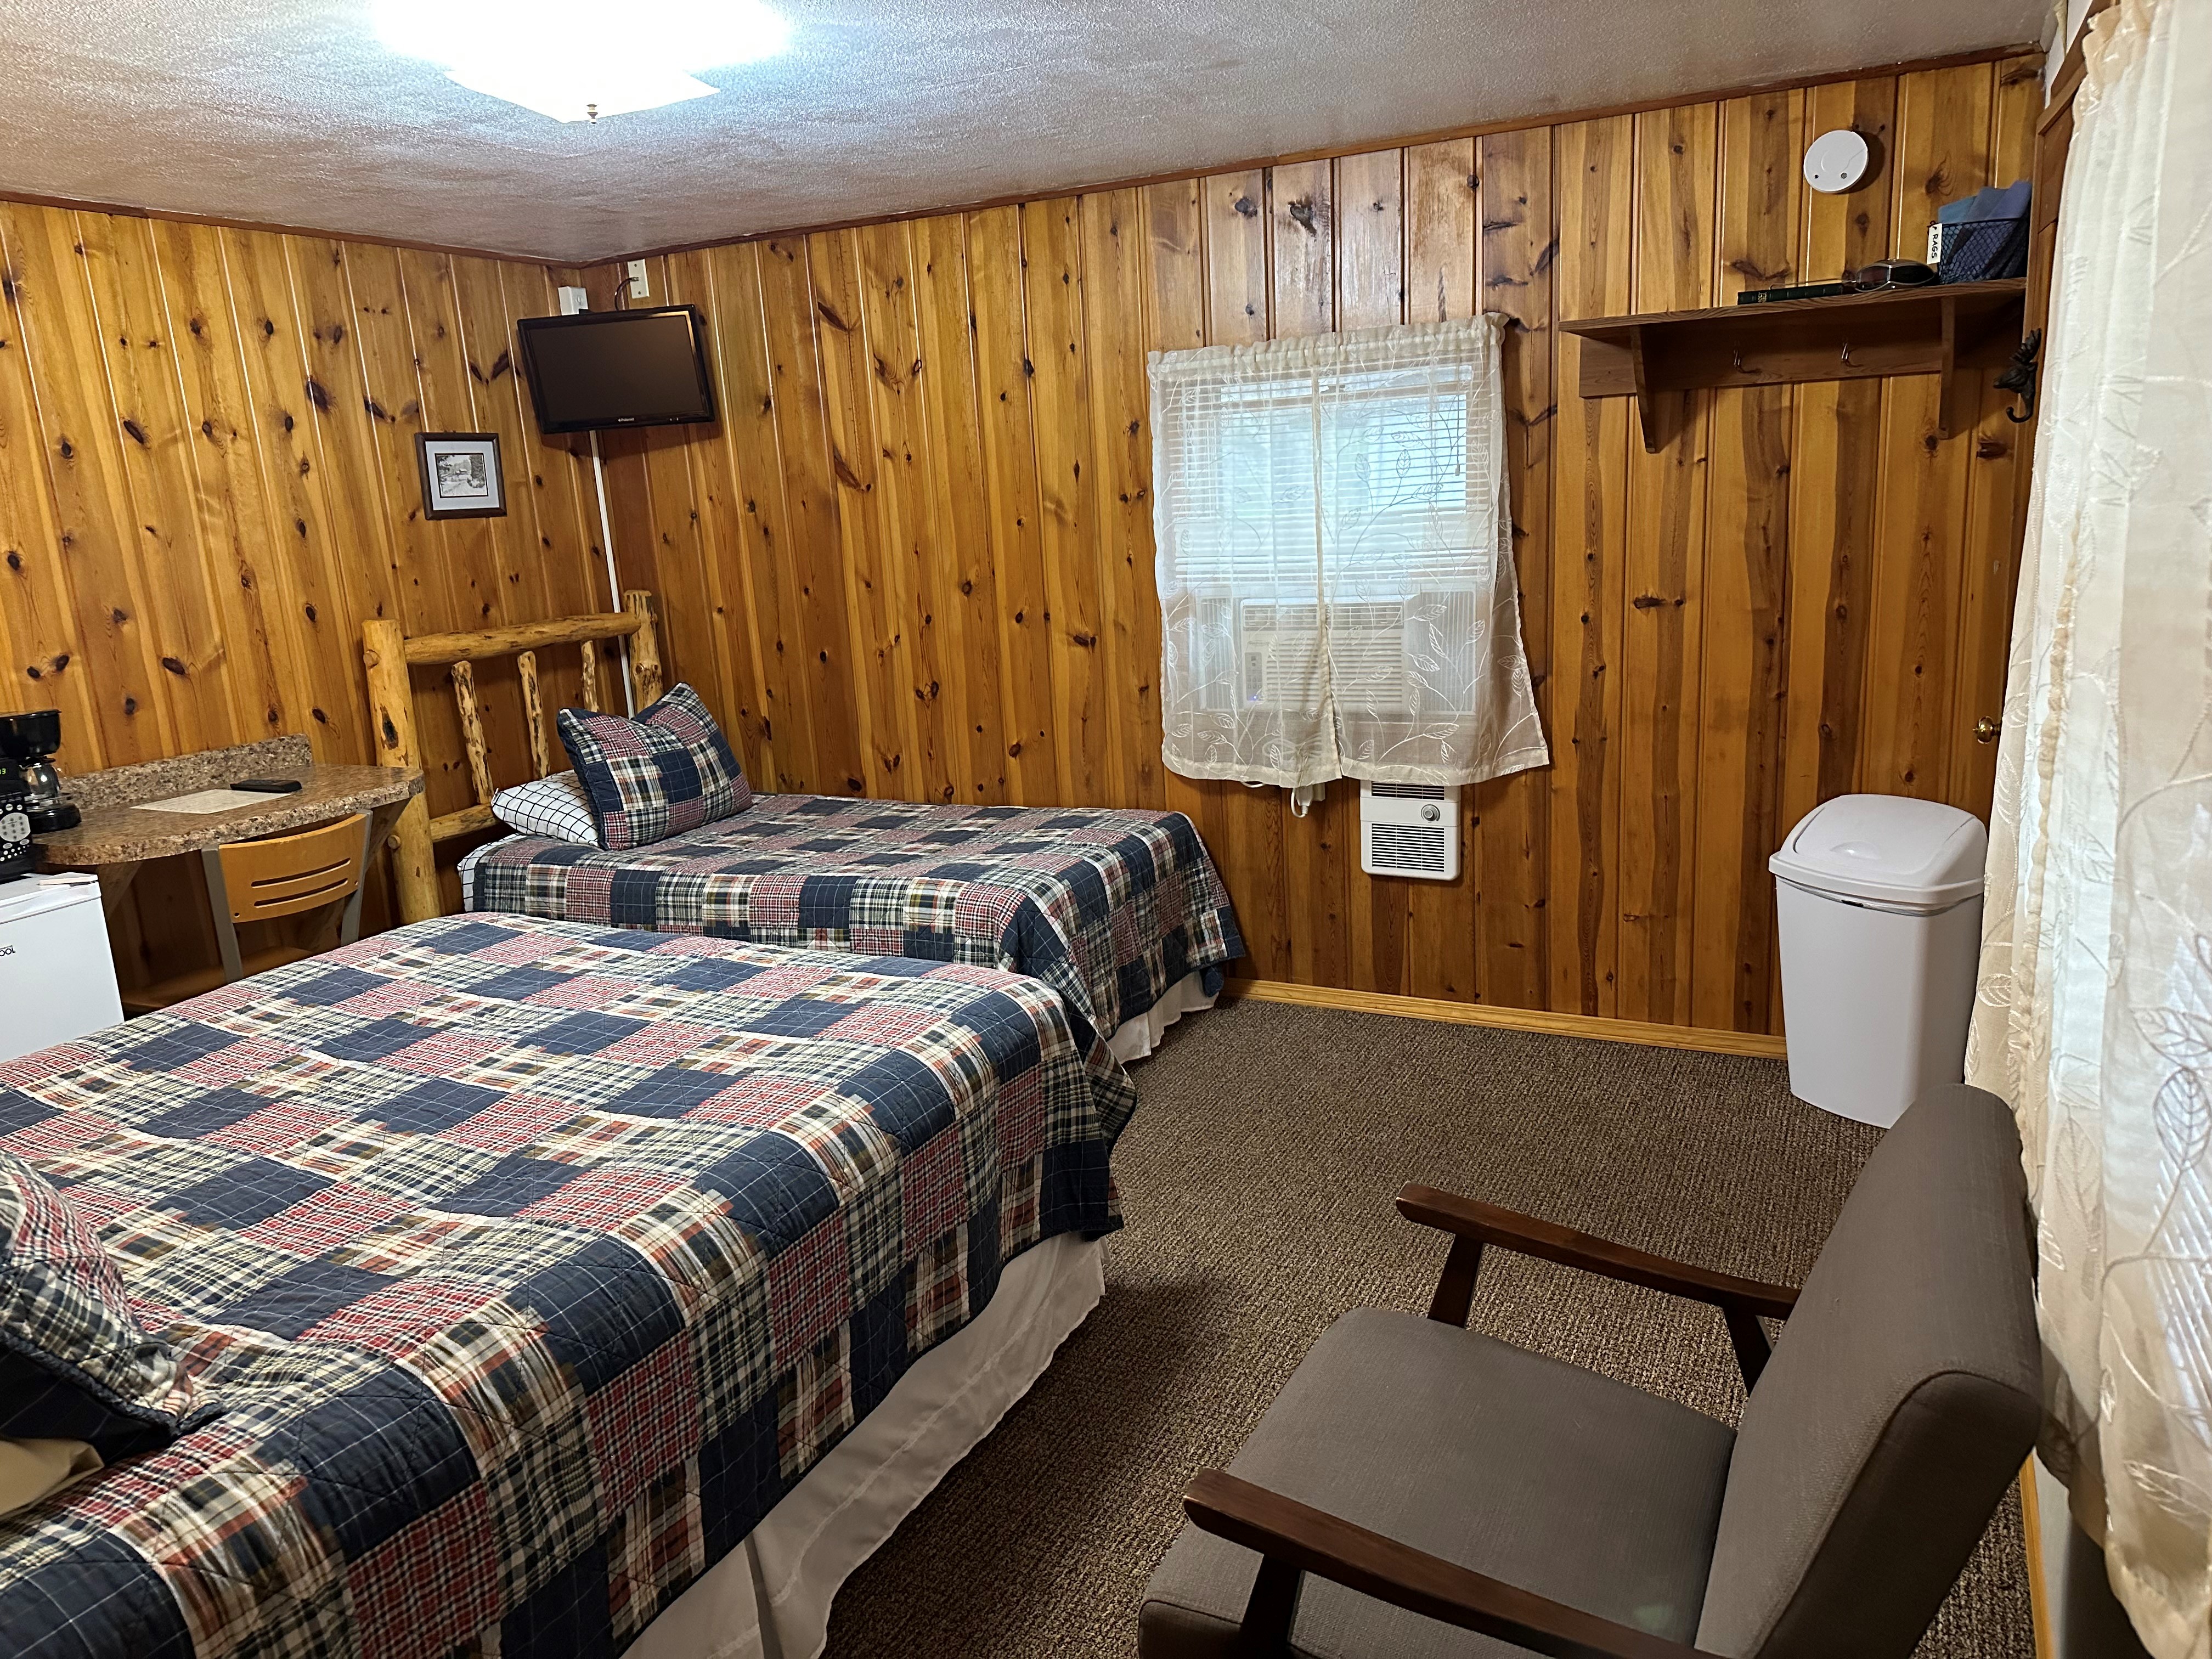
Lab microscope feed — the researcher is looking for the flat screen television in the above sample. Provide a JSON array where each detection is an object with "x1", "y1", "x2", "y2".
[{"x1": 516, "y1": 306, "x2": 717, "y2": 435}]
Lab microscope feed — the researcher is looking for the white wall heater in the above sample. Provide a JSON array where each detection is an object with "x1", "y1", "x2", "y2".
[{"x1": 1359, "y1": 781, "x2": 1460, "y2": 881}]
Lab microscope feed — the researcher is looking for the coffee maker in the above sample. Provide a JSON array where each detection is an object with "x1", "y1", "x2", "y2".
[
  {"x1": 0, "y1": 762, "x2": 29, "y2": 882},
  {"x1": 0, "y1": 710, "x2": 80, "y2": 865}
]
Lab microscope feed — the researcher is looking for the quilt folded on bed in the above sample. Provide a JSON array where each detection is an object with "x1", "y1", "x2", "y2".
[
  {"x1": 0, "y1": 914, "x2": 1135, "y2": 1659},
  {"x1": 464, "y1": 795, "x2": 1245, "y2": 1040}
]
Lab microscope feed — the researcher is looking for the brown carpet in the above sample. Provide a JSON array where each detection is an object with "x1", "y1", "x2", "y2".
[{"x1": 824, "y1": 998, "x2": 2034, "y2": 1658}]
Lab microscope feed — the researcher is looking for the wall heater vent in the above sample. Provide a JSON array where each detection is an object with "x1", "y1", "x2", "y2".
[{"x1": 1359, "y1": 781, "x2": 1460, "y2": 881}]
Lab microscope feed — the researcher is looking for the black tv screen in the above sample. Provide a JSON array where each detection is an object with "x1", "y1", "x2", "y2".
[{"x1": 517, "y1": 306, "x2": 717, "y2": 435}]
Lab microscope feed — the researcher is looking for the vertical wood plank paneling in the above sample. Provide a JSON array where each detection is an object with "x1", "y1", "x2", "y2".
[
  {"x1": 1780, "y1": 77, "x2": 1898, "y2": 838},
  {"x1": 1389, "y1": 147, "x2": 1479, "y2": 1004},
  {"x1": 0, "y1": 220, "x2": 101, "y2": 760},
  {"x1": 1334, "y1": 149, "x2": 1410, "y2": 997},
  {"x1": 1375, "y1": 139, "x2": 1480, "y2": 998},
  {"x1": 1617, "y1": 101, "x2": 1716, "y2": 1029},
  {"x1": 1548, "y1": 116, "x2": 1632, "y2": 1018},
  {"x1": 1142, "y1": 179, "x2": 1232, "y2": 905},
  {"x1": 1860, "y1": 63, "x2": 1994, "y2": 801},
  {"x1": 1, "y1": 49, "x2": 2040, "y2": 1026},
  {"x1": 1201, "y1": 170, "x2": 1291, "y2": 980},
  {"x1": 1474, "y1": 127, "x2": 1555, "y2": 1013},
  {"x1": 78, "y1": 211, "x2": 243, "y2": 756},
  {"x1": 759, "y1": 235, "x2": 868, "y2": 794},
  {"x1": 224, "y1": 229, "x2": 371, "y2": 758},
  {"x1": 453, "y1": 255, "x2": 578, "y2": 720},
  {"x1": 1026, "y1": 197, "x2": 1109, "y2": 807},
  {"x1": 855, "y1": 222, "x2": 957, "y2": 804},
  {"x1": 1406, "y1": 140, "x2": 1477, "y2": 326},
  {"x1": 1948, "y1": 57, "x2": 2041, "y2": 815},
  {"x1": 703, "y1": 240, "x2": 815, "y2": 789},
  {"x1": 1335, "y1": 151, "x2": 1405, "y2": 332},
  {"x1": 0, "y1": 200, "x2": 610, "y2": 984},
  {"x1": 1079, "y1": 191, "x2": 1161, "y2": 809},
  {"x1": 1273, "y1": 157, "x2": 1353, "y2": 995},
  {"x1": 1696, "y1": 91, "x2": 1802, "y2": 1032},
  {"x1": 0, "y1": 202, "x2": 174, "y2": 761},
  {"x1": 652, "y1": 253, "x2": 766, "y2": 778},
  {"x1": 810, "y1": 229, "x2": 908, "y2": 798},
  {"x1": 912, "y1": 214, "x2": 1008, "y2": 803},
  {"x1": 151, "y1": 220, "x2": 294, "y2": 752},
  {"x1": 968, "y1": 205, "x2": 1057, "y2": 805}
]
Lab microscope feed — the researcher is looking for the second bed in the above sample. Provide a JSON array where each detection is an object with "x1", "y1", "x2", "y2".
[{"x1": 461, "y1": 793, "x2": 1245, "y2": 1063}]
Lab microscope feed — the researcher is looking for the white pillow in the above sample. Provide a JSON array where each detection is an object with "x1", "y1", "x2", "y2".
[{"x1": 491, "y1": 771, "x2": 600, "y2": 844}]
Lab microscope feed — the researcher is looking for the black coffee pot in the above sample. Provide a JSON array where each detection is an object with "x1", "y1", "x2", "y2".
[{"x1": 0, "y1": 709, "x2": 80, "y2": 837}]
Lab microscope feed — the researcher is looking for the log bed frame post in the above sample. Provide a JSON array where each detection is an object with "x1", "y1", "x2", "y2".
[
  {"x1": 362, "y1": 616, "x2": 442, "y2": 928},
  {"x1": 360, "y1": 591, "x2": 666, "y2": 926},
  {"x1": 625, "y1": 590, "x2": 665, "y2": 707}
]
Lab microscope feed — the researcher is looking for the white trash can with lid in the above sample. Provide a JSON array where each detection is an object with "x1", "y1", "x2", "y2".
[{"x1": 1769, "y1": 794, "x2": 1987, "y2": 1127}]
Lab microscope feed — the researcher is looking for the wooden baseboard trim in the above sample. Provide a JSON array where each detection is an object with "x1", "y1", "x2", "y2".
[
  {"x1": 1220, "y1": 979, "x2": 1789, "y2": 1059},
  {"x1": 2020, "y1": 1456, "x2": 2055, "y2": 1659}
]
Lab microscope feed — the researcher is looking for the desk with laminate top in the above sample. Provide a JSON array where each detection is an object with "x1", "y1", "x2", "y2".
[{"x1": 36, "y1": 735, "x2": 422, "y2": 915}]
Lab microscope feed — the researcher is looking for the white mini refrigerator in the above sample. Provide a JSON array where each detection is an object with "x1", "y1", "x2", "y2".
[
  {"x1": 1770, "y1": 795, "x2": 1988, "y2": 1128},
  {"x1": 1, "y1": 874, "x2": 125, "y2": 1063}
]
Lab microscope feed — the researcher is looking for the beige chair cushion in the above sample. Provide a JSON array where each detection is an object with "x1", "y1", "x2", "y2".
[{"x1": 1139, "y1": 1307, "x2": 1736, "y2": 1659}]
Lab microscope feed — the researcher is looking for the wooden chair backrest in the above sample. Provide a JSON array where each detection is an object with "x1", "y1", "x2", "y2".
[
  {"x1": 216, "y1": 813, "x2": 369, "y2": 924},
  {"x1": 362, "y1": 591, "x2": 664, "y2": 926}
]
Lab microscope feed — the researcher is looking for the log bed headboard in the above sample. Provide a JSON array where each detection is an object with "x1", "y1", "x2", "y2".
[{"x1": 361, "y1": 591, "x2": 664, "y2": 926}]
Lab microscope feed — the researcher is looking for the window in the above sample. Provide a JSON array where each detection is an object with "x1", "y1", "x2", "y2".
[{"x1": 1149, "y1": 314, "x2": 1547, "y2": 789}]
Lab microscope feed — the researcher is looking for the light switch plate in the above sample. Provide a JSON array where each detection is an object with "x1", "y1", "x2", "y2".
[
  {"x1": 557, "y1": 285, "x2": 590, "y2": 315},
  {"x1": 625, "y1": 261, "x2": 650, "y2": 300}
]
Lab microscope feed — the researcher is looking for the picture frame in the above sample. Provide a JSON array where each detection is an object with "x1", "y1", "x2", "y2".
[{"x1": 415, "y1": 432, "x2": 506, "y2": 520}]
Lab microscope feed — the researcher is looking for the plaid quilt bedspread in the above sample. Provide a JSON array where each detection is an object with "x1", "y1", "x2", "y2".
[
  {"x1": 460, "y1": 795, "x2": 1246, "y2": 1041},
  {"x1": 0, "y1": 913, "x2": 1136, "y2": 1659}
]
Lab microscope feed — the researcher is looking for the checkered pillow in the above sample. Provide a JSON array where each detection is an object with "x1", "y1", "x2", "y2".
[
  {"x1": 0, "y1": 1150, "x2": 211, "y2": 1458},
  {"x1": 491, "y1": 771, "x2": 600, "y2": 843},
  {"x1": 555, "y1": 682, "x2": 753, "y2": 852}
]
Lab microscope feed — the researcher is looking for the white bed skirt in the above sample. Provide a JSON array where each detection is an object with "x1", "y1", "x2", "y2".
[
  {"x1": 628, "y1": 1232, "x2": 1107, "y2": 1659},
  {"x1": 1105, "y1": 970, "x2": 1217, "y2": 1065}
]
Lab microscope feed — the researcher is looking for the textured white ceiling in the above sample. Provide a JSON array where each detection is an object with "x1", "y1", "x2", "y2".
[{"x1": 2, "y1": 0, "x2": 2047, "y2": 264}]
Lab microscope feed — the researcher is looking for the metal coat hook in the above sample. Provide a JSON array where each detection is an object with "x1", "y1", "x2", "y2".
[{"x1": 1996, "y1": 329, "x2": 2042, "y2": 424}]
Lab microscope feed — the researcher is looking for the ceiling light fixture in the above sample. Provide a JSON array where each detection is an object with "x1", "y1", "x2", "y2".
[{"x1": 371, "y1": 0, "x2": 790, "y2": 123}]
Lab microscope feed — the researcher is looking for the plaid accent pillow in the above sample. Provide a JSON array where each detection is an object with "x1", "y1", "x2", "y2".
[
  {"x1": 556, "y1": 682, "x2": 753, "y2": 852},
  {"x1": 491, "y1": 770, "x2": 600, "y2": 843},
  {"x1": 0, "y1": 1151, "x2": 211, "y2": 1458}
]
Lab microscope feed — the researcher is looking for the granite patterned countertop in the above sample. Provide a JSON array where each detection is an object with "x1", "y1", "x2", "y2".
[{"x1": 37, "y1": 736, "x2": 422, "y2": 866}]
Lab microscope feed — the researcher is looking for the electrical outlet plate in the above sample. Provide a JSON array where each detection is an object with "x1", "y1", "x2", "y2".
[
  {"x1": 557, "y1": 285, "x2": 590, "y2": 315},
  {"x1": 625, "y1": 261, "x2": 650, "y2": 300}
]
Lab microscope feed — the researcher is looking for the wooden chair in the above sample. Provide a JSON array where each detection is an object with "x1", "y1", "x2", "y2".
[
  {"x1": 1139, "y1": 1085, "x2": 2041, "y2": 1659},
  {"x1": 122, "y1": 814, "x2": 373, "y2": 1013}
]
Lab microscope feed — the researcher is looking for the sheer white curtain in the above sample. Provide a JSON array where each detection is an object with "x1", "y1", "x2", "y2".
[
  {"x1": 1965, "y1": 1, "x2": 2212, "y2": 1651},
  {"x1": 1148, "y1": 315, "x2": 1547, "y2": 789}
]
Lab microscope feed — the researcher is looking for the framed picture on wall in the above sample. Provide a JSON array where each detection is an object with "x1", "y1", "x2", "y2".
[{"x1": 415, "y1": 432, "x2": 506, "y2": 520}]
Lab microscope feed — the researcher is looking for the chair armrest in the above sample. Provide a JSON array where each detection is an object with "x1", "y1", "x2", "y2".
[
  {"x1": 1397, "y1": 1185, "x2": 1798, "y2": 1318},
  {"x1": 1182, "y1": 1470, "x2": 1713, "y2": 1659}
]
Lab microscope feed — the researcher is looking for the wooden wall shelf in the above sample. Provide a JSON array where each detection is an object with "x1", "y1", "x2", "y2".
[{"x1": 1559, "y1": 279, "x2": 2027, "y2": 451}]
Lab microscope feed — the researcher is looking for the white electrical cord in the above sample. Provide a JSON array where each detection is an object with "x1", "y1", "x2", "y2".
[{"x1": 588, "y1": 428, "x2": 637, "y2": 714}]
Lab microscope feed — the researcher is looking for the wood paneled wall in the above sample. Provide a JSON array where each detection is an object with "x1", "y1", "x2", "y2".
[
  {"x1": 0, "y1": 202, "x2": 603, "y2": 980},
  {"x1": 594, "y1": 50, "x2": 2041, "y2": 1039}
]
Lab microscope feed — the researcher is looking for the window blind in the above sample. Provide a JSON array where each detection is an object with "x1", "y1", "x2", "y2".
[{"x1": 1148, "y1": 314, "x2": 1548, "y2": 789}]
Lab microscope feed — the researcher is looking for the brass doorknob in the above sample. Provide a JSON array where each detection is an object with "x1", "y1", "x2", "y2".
[{"x1": 1973, "y1": 716, "x2": 1999, "y2": 744}]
